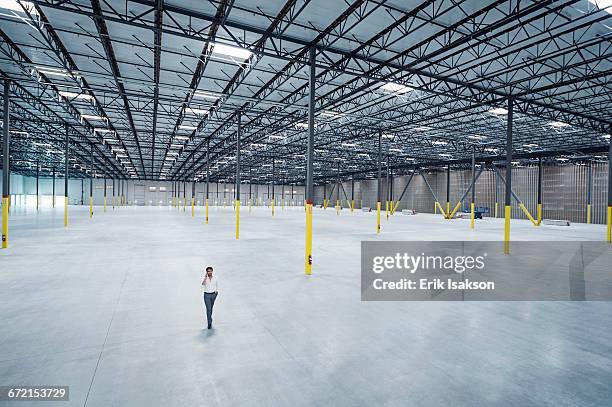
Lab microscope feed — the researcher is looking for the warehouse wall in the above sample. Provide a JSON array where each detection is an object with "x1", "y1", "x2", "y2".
[
  {"x1": 3, "y1": 177, "x2": 305, "y2": 207},
  {"x1": 314, "y1": 162, "x2": 610, "y2": 224}
]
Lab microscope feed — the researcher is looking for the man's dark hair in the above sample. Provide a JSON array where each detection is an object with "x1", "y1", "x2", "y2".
[{"x1": 206, "y1": 266, "x2": 213, "y2": 272}]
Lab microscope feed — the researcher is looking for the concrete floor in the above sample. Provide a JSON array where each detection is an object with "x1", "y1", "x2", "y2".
[{"x1": 1, "y1": 205, "x2": 611, "y2": 406}]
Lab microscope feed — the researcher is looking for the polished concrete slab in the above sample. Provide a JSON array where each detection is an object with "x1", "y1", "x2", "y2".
[{"x1": 1, "y1": 205, "x2": 611, "y2": 406}]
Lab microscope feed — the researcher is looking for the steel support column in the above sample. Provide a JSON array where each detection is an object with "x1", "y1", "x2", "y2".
[
  {"x1": 537, "y1": 157, "x2": 543, "y2": 225},
  {"x1": 586, "y1": 160, "x2": 592, "y2": 224},
  {"x1": 205, "y1": 138, "x2": 210, "y2": 223},
  {"x1": 470, "y1": 151, "x2": 476, "y2": 229},
  {"x1": 64, "y1": 124, "x2": 69, "y2": 227},
  {"x1": 36, "y1": 161, "x2": 39, "y2": 211},
  {"x1": 607, "y1": 135, "x2": 612, "y2": 243},
  {"x1": 504, "y1": 98, "x2": 513, "y2": 253},
  {"x1": 52, "y1": 168, "x2": 56, "y2": 209},
  {"x1": 305, "y1": 46, "x2": 315, "y2": 275},
  {"x1": 2, "y1": 79, "x2": 10, "y2": 248},
  {"x1": 89, "y1": 143, "x2": 93, "y2": 218},
  {"x1": 446, "y1": 164, "x2": 451, "y2": 219},
  {"x1": 376, "y1": 130, "x2": 382, "y2": 233},
  {"x1": 235, "y1": 111, "x2": 241, "y2": 239}
]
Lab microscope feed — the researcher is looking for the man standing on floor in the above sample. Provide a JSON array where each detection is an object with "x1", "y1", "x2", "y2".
[{"x1": 202, "y1": 266, "x2": 219, "y2": 329}]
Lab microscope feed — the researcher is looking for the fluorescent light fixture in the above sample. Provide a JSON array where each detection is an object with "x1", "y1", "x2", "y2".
[
  {"x1": 556, "y1": 158, "x2": 569, "y2": 162},
  {"x1": 341, "y1": 143, "x2": 356, "y2": 147},
  {"x1": 169, "y1": 144, "x2": 183, "y2": 149},
  {"x1": 94, "y1": 128, "x2": 113, "y2": 133},
  {"x1": 81, "y1": 114, "x2": 105, "y2": 122},
  {"x1": 438, "y1": 153, "x2": 452, "y2": 158},
  {"x1": 590, "y1": 1, "x2": 612, "y2": 13},
  {"x1": 178, "y1": 125, "x2": 197, "y2": 131},
  {"x1": 389, "y1": 148, "x2": 402, "y2": 152},
  {"x1": 193, "y1": 90, "x2": 222, "y2": 100},
  {"x1": 549, "y1": 121, "x2": 570, "y2": 128},
  {"x1": 295, "y1": 122, "x2": 308, "y2": 129},
  {"x1": 413, "y1": 126, "x2": 432, "y2": 131},
  {"x1": 209, "y1": 42, "x2": 253, "y2": 60},
  {"x1": 269, "y1": 135, "x2": 286, "y2": 139},
  {"x1": 489, "y1": 107, "x2": 508, "y2": 115},
  {"x1": 167, "y1": 151, "x2": 179, "y2": 156},
  {"x1": 380, "y1": 82, "x2": 413, "y2": 94},
  {"x1": 406, "y1": 157, "x2": 415, "y2": 161},
  {"x1": 185, "y1": 107, "x2": 209, "y2": 116},
  {"x1": 35, "y1": 66, "x2": 79, "y2": 78},
  {"x1": 59, "y1": 91, "x2": 93, "y2": 101},
  {"x1": 0, "y1": 0, "x2": 37, "y2": 14},
  {"x1": 382, "y1": 133, "x2": 394, "y2": 139},
  {"x1": 11, "y1": 130, "x2": 28, "y2": 136},
  {"x1": 334, "y1": 157, "x2": 345, "y2": 161},
  {"x1": 468, "y1": 135, "x2": 486, "y2": 140},
  {"x1": 320, "y1": 110, "x2": 345, "y2": 118},
  {"x1": 523, "y1": 143, "x2": 539, "y2": 148},
  {"x1": 432, "y1": 140, "x2": 448, "y2": 146}
]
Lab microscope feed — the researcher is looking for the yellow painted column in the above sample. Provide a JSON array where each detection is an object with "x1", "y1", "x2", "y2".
[
  {"x1": 183, "y1": 197, "x2": 186, "y2": 212},
  {"x1": 191, "y1": 198, "x2": 195, "y2": 217},
  {"x1": 104, "y1": 197, "x2": 107, "y2": 212},
  {"x1": 434, "y1": 202, "x2": 437, "y2": 214},
  {"x1": 1, "y1": 196, "x2": 8, "y2": 249},
  {"x1": 235, "y1": 200, "x2": 240, "y2": 240},
  {"x1": 494, "y1": 202, "x2": 498, "y2": 218},
  {"x1": 351, "y1": 200, "x2": 354, "y2": 212},
  {"x1": 64, "y1": 196, "x2": 68, "y2": 228},
  {"x1": 385, "y1": 201, "x2": 389, "y2": 220},
  {"x1": 282, "y1": 199, "x2": 284, "y2": 210},
  {"x1": 607, "y1": 206, "x2": 612, "y2": 243},
  {"x1": 446, "y1": 201, "x2": 450, "y2": 220},
  {"x1": 376, "y1": 201, "x2": 381, "y2": 234},
  {"x1": 504, "y1": 205, "x2": 511, "y2": 254},
  {"x1": 89, "y1": 197, "x2": 93, "y2": 218},
  {"x1": 248, "y1": 199, "x2": 252, "y2": 213},
  {"x1": 305, "y1": 202, "x2": 313, "y2": 275},
  {"x1": 537, "y1": 203, "x2": 542, "y2": 226},
  {"x1": 586, "y1": 204, "x2": 591, "y2": 224},
  {"x1": 470, "y1": 202, "x2": 475, "y2": 229},
  {"x1": 336, "y1": 200, "x2": 340, "y2": 215},
  {"x1": 272, "y1": 198, "x2": 275, "y2": 216},
  {"x1": 205, "y1": 198, "x2": 209, "y2": 224}
]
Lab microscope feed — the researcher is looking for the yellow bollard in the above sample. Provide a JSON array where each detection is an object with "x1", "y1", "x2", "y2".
[
  {"x1": 235, "y1": 199, "x2": 240, "y2": 240},
  {"x1": 272, "y1": 198, "x2": 275, "y2": 216},
  {"x1": 470, "y1": 202, "x2": 475, "y2": 229},
  {"x1": 586, "y1": 204, "x2": 591, "y2": 225},
  {"x1": 537, "y1": 203, "x2": 542, "y2": 226},
  {"x1": 89, "y1": 197, "x2": 93, "y2": 218},
  {"x1": 191, "y1": 198, "x2": 195, "y2": 217},
  {"x1": 64, "y1": 196, "x2": 68, "y2": 228},
  {"x1": 2, "y1": 196, "x2": 8, "y2": 248},
  {"x1": 205, "y1": 198, "x2": 209, "y2": 224},
  {"x1": 376, "y1": 201, "x2": 381, "y2": 233},
  {"x1": 504, "y1": 205, "x2": 511, "y2": 254},
  {"x1": 305, "y1": 202, "x2": 313, "y2": 275}
]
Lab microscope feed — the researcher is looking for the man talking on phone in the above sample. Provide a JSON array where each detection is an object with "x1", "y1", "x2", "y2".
[{"x1": 201, "y1": 266, "x2": 219, "y2": 329}]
